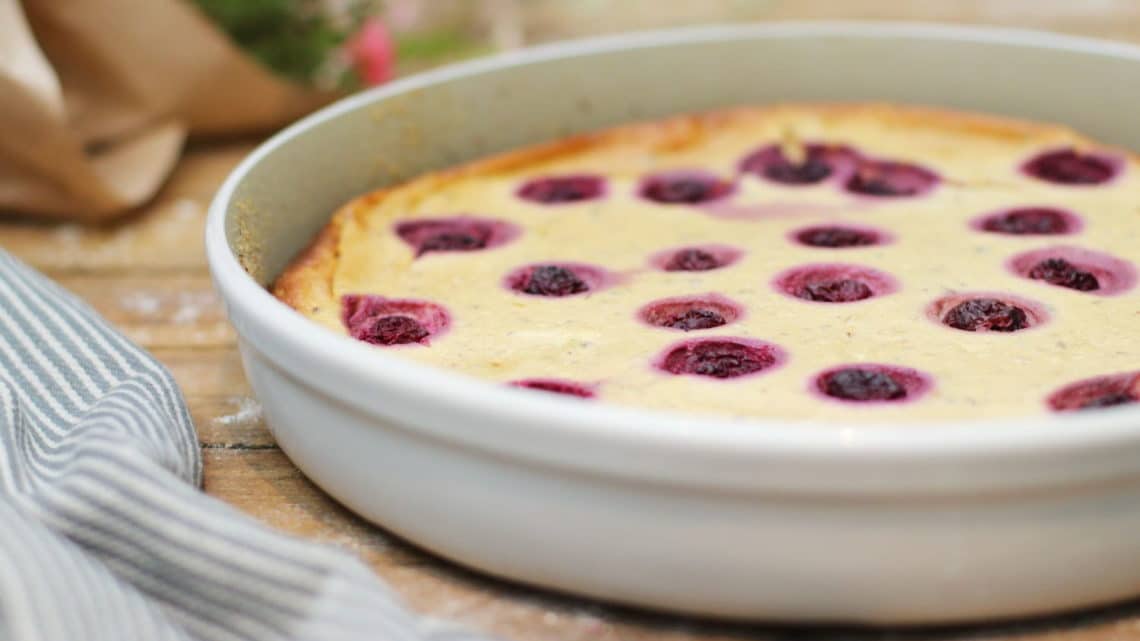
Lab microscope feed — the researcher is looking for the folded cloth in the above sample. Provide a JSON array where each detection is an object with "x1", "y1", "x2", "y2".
[{"x1": 0, "y1": 249, "x2": 490, "y2": 640}]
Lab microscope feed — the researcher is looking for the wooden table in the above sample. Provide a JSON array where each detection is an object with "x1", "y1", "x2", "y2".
[{"x1": 6, "y1": 6, "x2": 1140, "y2": 640}]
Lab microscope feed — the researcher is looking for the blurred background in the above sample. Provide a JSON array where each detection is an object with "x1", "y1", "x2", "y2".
[
  {"x1": 211, "y1": 0, "x2": 1140, "y2": 84},
  {"x1": 5, "y1": 0, "x2": 1140, "y2": 221}
]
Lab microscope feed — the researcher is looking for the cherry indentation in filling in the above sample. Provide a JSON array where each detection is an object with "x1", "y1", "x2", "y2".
[
  {"x1": 640, "y1": 171, "x2": 733, "y2": 204},
  {"x1": 517, "y1": 175, "x2": 605, "y2": 204},
  {"x1": 394, "y1": 217, "x2": 518, "y2": 257},
  {"x1": 1022, "y1": 148, "x2": 1118, "y2": 185},
  {"x1": 740, "y1": 144, "x2": 859, "y2": 185},
  {"x1": 341, "y1": 295, "x2": 450, "y2": 346},
  {"x1": 657, "y1": 339, "x2": 783, "y2": 379},
  {"x1": 775, "y1": 264, "x2": 896, "y2": 304},
  {"x1": 1047, "y1": 372, "x2": 1140, "y2": 412},
  {"x1": 793, "y1": 225, "x2": 883, "y2": 249},
  {"x1": 653, "y1": 245, "x2": 742, "y2": 272},
  {"x1": 976, "y1": 207, "x2": 1076, "y2": 236},
  {"x1": 1028, "y1": 258, "x2": 1100, "y2": 292},
  {"x1": 639, "y1": 294, "x2": 742, "y2": 332},
  {"x1": 1008, "y1": 246, "x2": 1136, "y2": 296},
  {"x1": 845, "y1": 160, "x2": 939, "y2": 197},
  {"x1": 506, "y1": 263, "x2": 608, "y2": 297},
  {"x1": 510, "y1": 378, "x2": 596, "y2": 399}
]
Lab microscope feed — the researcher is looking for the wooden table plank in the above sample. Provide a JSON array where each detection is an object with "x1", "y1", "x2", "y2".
[{"x1": 54, "y1": 274, "x2": 233, "y2": 349}]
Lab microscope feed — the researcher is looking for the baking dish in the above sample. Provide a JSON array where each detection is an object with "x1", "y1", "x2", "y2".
[{"x1": 206, "y1": 23, "x2": 1140, "y2": 623}]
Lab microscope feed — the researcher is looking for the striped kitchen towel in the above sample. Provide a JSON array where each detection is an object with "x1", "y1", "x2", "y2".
[{"x1": 0, "y1": 248, "x2": 490, "y2": 641}]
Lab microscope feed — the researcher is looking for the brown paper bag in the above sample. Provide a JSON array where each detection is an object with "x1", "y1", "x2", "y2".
[{"x1": 0, "y1": 0, "x2": 335, "y2": 222}]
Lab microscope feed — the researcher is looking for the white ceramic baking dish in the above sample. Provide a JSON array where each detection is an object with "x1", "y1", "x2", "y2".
[{"x1": 206, "y1": 23, "x2": 1140, "y2": 624}]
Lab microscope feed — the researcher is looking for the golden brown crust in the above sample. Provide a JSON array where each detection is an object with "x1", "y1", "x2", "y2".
[
  {"x1": 270, "y1": 102, "x2": 1125, "y2": 314},
  {"x1": 271, "y1": 200, "x2": 345, "y2": 313}
]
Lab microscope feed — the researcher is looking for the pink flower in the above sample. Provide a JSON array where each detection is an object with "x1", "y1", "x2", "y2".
[{"x1": 348, "y1": 18, "x2": 395, "y2": 86}]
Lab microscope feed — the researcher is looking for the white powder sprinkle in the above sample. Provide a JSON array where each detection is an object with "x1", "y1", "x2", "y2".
[
  {"x1": 212, "y1": 397, "x2": 263, "y2": 427},
  {"x1": 119, "y1": 292, "x2": 162, "y2": 316}
]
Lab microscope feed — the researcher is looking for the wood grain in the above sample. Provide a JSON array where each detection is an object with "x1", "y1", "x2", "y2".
[{"x1": 4, "y1": 5, "x2": 1140, "y2": 638}]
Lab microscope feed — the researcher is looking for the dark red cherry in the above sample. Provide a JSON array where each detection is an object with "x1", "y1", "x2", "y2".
[
  {"x1": 520, "y1": 265, "x2": 587, "y2": 296},
  {"x1": 797, "y1": 279, "x2": 873, "y2": 303},
  {"x1": 510, "y1": 379, "x2": 595, "y2": 398},
  {"x1": 794, "y1": 225, "x2": 882, "y2": 248},
  {"x1": 395, "y1": 217, "x2": 518, "y2": 257},
  {"x1": 820, "y1": 368, "x2": 905, "y2": 401},
  {"x1": 667, "y1": 249, "x2": 719, "y2": 271},
  {"x1": 845, "y1": 160, "x2": 938, "y2": 197},
  {"x1": 506, "y1": 263, "x2": 610, "y2": 297},
  {"x1": 658, "y1": 339, "x2": 781, "y2": 379},
  {"x1": 775, "y1": 264, "x2": 895, "y2": 304},
  {"x1": 341, "y1": 295, "x2": 450, "y2": 346},
  {"x1": 812, "y1": 364, "x2": 931, "y2": 404},
  {"x1": 1023, "y1": 149, "x2": 1117, "y2": 185},
  {"x1": 942, "y1": 298, "x2": 1029, "y2": 332},
  {"x1": 517, "y1": 175, "x2": 605, "y2": 203},
  {"x1": 1047, "y1": 373, "x2": 1140, "y2": 412},
  {"x1": 740, "y1": 144, "x2": 859, "y2": 185},
  {"x1": 641, "y1": 173, "x2": 732, "y2": 204},
  {"x1": 655, "y1": 246, "x2": 742, "y2": 272},
  {"x1": 1027, "y1": 258, "x2": 1100, "y2": 292},
  {"x1": 640, "y1": 295, "x2": 742, "y2": 331},
  {"x1": 978, "y1": 208, "x2": 1074, "y2": 236}
]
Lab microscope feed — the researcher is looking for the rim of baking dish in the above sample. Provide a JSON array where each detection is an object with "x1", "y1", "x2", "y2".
[{"x1": 207, "y1": 22, "x2": 1140, "y2": 493}]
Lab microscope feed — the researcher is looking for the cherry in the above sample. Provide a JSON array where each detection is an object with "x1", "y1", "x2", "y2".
[
  {"x1": 979, "y1": 208, "x2": 1073, "y2": 235},
  {"x1": 640, "y1": 295, "x2": 741, "y2": 332},
  {"x1": 641, "y1": 173, "x2": 732, "y2": 204},
  {"x1": 1047, "y1": 373, "x2": 1140, "y2": 412},
  {"x1": 820, "y1": 368, "x2": 906, "y2": 401},
  {"x1": 812, "y1": 364, "x2": 931, "y2": 403},
  {"x1": 942, "y1": 298, "x2": 1029, "y2": 332},
  {"x1": 506, "y1": 263, "x2": 610, "y2": 297},
  {"x1": 1023, "y1": 149, "x2": 1116, "y2": 185},
  {"x1": 663, "y1": 309, "x2": 725, "y2": 330},
  {"x1": 510, "y1": 379, "x2": 595, "y2": 398},
  {"x1": 362, "y1": 315, "x2": 428, "y2": 345},
  {"x1": 1008, "y1": 246, "x2": 1136, "y2": 297},
  {"x1": 517, "y1": 175, "x2": 605, "y2": 203},
  {"x1": 395, "y1": 217, "x2": 518, "y2": 257},
  {"x1": 794, "y1": 225, "x2": 881, "y2": 248},
  {"x1": 845, "y1": 160, "x2": 938, "y2": 197},
  {"x1": 776, "y1": 264, "x2": 894, "y2": 303},
  {"x1": 798, "y1": 279, "x2": 873, "y2": 303},
  {"x1": 658, "y1": 339, "x2": 781, "y2": 379},
  {"x1": 740, "y1": 143, "x2": 858, "y2": 185},
  {"x1": 666, "y1": 249, "x2": 719, "y2": 271},
  {"x1": 341, "y1": 295, "x2": 450, "y2": 346},
  {"x1": 655, "y1": 245, "x2": 743, "y2": 272},
  {"x1": 1028, "y1": 258, "x2": 1100, "y2": 292},
  {"x1": 520, "y1": 265, "x2": 587, "y2": 296}
]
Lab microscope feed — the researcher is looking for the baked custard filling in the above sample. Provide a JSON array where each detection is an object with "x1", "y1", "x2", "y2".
[{"x1": 274, "y1": 104, "x2": 1140, "y2": 421}]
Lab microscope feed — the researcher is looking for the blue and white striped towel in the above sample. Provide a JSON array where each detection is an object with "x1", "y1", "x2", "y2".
[{"x1": 0, "y1": 248, "x2": 490, "y2": 641}]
